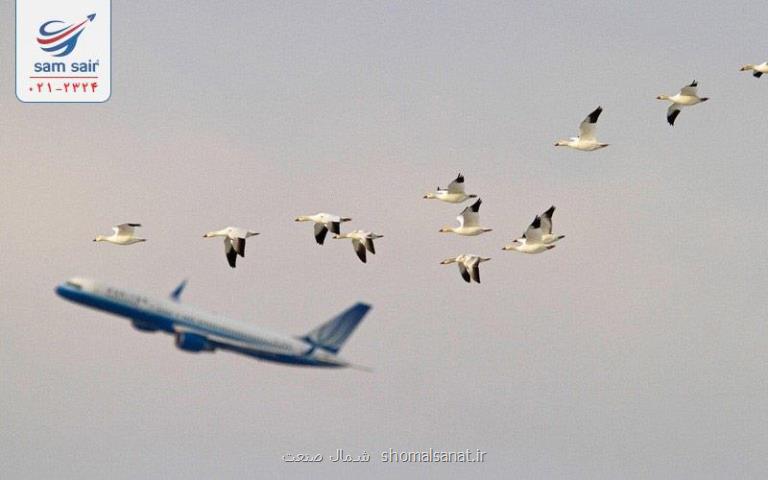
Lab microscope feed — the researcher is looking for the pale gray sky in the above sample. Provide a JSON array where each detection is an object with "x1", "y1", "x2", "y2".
[{"x1": 3, "y1": 1, "x2": 768, "y2": 478}]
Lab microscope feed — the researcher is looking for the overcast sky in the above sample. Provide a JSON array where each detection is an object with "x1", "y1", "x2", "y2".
[{"x1": 3, "y1": 1, "x2": 768, "y2": 478}]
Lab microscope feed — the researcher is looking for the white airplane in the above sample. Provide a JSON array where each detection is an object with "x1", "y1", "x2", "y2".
[{"x1": 56, "y1": 278, "x2": 372, "y2": 368}]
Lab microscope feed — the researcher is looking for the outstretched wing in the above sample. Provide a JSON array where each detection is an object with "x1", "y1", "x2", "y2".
[
  {"x1": 523, "y1": 215, "x2": 544, "y2": 243},
  {"x1": 363, "y1": 237, "x2": 376, "y2": 254},
  {"x1": 680, "y1": 80, "x2": 698, "y2": 96},
  {"x1": 667, "y1": 104, "x2": 681, "y2": 126},
  {"x1": 352, "y1": 239, "x2": 367, "y2": 263},
  {"x1": 314, "y1": 223, "x2": 329, "y2": 244},
  {"x1": 232, "y1": 237, "x2": 246, "y2": 257},
  {"x1": 468, "y1": 263, "x2": 481, "y2": 284},
  {"x1": 114, "y1": 223, "x2": 140, "y2": 237},
  {"x1": 224, "y1": 239, "x2": 237, "y2": 268},
  {"x1": 457, "y1": 198, "x2": 482, "y2": 227},
  {"x1": 578, "y1": 106, "x2": 602, "y2": 141},
  {"x1": 446, "y1": 173, "x2": 466, "y2": 194},
  {"x1": 458, "y1": 263, "x2": 471, "y2": 283},
  {"x1": 540, "y1": 205, "x2": 555, "y2": 235}
]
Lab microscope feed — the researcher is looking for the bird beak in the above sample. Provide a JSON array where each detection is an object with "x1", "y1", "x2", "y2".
[{"x1": 294, "y1": 218, "x2": 300, "y2": 222}]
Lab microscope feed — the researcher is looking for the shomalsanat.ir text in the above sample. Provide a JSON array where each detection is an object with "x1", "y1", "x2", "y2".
[{"x1": 382, "y1": 448, "x2": 487, "y2": 463}]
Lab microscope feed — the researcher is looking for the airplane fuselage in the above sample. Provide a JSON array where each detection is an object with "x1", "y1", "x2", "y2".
[{"x1": 55, "y1": 278, "x2": 352, "y2": 367}]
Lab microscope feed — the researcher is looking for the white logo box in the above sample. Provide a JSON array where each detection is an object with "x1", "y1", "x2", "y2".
[{"x1": 16, "y1": 0, "x2": 111, "y2": 102}]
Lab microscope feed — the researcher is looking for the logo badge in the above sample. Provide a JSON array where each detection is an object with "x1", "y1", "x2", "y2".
[
  {"x1": 16, "y1": 1, "x2": 111, "y2": 102},
  {"x1": 37, "y1": 13, "x2": 96, "y2": 57}
]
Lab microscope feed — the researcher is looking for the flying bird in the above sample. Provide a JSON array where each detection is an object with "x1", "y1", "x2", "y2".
[
  {"x1": 440, "y1": 254, "x2": 491, "y2": 283},
  {"x1": 294, "y1": 213, "x2": 352, "y2": 245},
  {"x1": 554, "y1": 106, "x2": 609, "y2": 151},
  {"x1": 93, "y1": 223, "x2": 146, "y2": 245},
  {"x1": 203, "y1": 227, "x2": 259, "y2": 268},
  {"x1": 439, "y1": 198, "x2": 492, "y2": 236},
  {"x1": 423, "y1": 173, "x2": 478, "y2": 203},
  {"x1": 740, "y1": 62, "x2": 768, "y2": 78},
  {"x1": 333, "y1": 230, "x2": 383, "y2": 263},
  {"x1": 502, "y1": 216, "x2": 557, "y2": 254},
  {"x1": 657, "y1": 80, "x2": 709, "y2": 126}
]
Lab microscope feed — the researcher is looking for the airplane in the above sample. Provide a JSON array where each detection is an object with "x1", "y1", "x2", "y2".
[{"x1": 55, "y1": 277, "x2": 372, "y2": 368}]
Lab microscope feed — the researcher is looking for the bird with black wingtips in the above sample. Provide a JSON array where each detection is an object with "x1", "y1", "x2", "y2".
[
  {"x1": 93, "y1": 223, "x2": 146, "y2": 245},
  {"x1": 439, "y1": 198, "x2": 492, "y2": 236},
  {"x1": 294, "y1": 213, "x2": 352, "y2": 245},
  {"x1": 502, "y1": 215, "x2": 557, "y2": 254},
  {"x1": 440, "y1": 254, "x2": 491, "y2": 283},
  {"x1": 657, "y1": 80, "x2": 709, "y2": 126},
  {"x1": 554, "y1": 106, "x2": 609, "y2": 151},
  {"x1": 332, "y1": 230, "x2": 383, "y2": 263},
  {"x1": 740, "y1": 62, "x2": 768, "y2": 78},
  {"x1": 424, "y1": 172, "x2": 479, "y2": 203},
  {"x1": 203, "y1": 226, "x2": 259, "y2": 268}
]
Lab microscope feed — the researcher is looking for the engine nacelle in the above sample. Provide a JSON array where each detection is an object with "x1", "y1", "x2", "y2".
[
  {"x1": 175, "y1": 332, "x2": 214, "y2": 353},
  {"x1": 131, "y1": 319, "x2": 159, "y2": 332}
]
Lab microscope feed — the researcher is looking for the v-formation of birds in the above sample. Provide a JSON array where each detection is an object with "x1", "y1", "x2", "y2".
[{"x1": 92, "y1": 64, "x2": 767, "y2": 280}]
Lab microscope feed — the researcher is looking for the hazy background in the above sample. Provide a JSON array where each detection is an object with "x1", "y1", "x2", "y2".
[{"x1": 2, "y1": 1, "x2": 768, "y2": 478}]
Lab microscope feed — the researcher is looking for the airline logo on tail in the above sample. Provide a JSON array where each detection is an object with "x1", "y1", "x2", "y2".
[{"x1": 36, "y1": 13, "x2": 95, "y2": 57}]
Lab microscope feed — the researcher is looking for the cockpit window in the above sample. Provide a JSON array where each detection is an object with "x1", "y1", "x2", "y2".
[{"x1": 65, "y1": 281, "x2": 83, "y2": 290}]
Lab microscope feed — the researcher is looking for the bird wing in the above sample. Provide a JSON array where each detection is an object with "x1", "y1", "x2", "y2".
[
  {"x1": 458, "y1": 263, "x2": 471, "y2": 283},
  {"x1": 667, "y1": 104, "x2": 681, "y2": 126},
  {"x1": 540, "y1": 206, "x2": 555, "y2": 235},
  {"x1": 114, "y1": 223, "x2": 140, "y2": 237},
  {"x1": 578, "y1": 106, "x2": 602, "y2": 141},
  {"x1": 232, "y1": 237, "x2": 246, "y2": 257},
  {"x1": 466, "y1": 259, "x2": 481, "y2": 283},
  {"x1": 327, "y1": 217, "x2": 342, "y2": 235},
  {"x1": 680, "y1": 80, "x2": 698, "y2": 96},
  {"x1": 363, "y1": 237, "x2": 376, "y2": 254},
  {"x1": 224, "y1": 239, "x2": 237, "y2": 268},
  {"x1": 314, "y1": 223, "x2": 329, "y2": 244},
  {"x1": 446, "y1": 173, "x2": 466, "y2": 194},
  {"x1": 352, "y1": 239, "x2": 367, "y2": 263},
  {"x1": 523, "y1": 216, "x2": 544, "y2": 243},
  {"x1": 457, "y1": 198, "x2": 482, "y2": 227}
]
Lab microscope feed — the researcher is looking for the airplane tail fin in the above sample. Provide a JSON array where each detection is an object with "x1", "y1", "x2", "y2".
[{"x1": 300, "y1": 303, "x2": 371, "y2": 354}]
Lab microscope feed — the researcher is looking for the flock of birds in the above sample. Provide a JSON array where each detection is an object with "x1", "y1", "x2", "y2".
[
  {"x1": 91, "y1": 171, "x2": 563, "y2": 283},
  {"x1": 92, "y1": 65, "x2": 768, "y2": 282}
]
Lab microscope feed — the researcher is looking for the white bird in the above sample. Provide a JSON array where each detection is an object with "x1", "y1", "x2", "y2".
[
  {"x1": 203, "y1": 226, "x2": 259, "y2": 268},
  {"x1": 439, "y1": 198, "x2": 492, "y2": 236},
  {"x1": 657, "y1": 80, "x2": 709, "y2": 126},
  {"x1": 93, "y1": 223, "x2": 146, "y2": 245},
  {"x1": 423, "y1": 173, "x2": 478, "y2": 203},
  {"x1": 538, "y1": 205, "x2": 566, "y2": 244},
  {"x1": 440, "y1": 254, "x2": 491, "y2": 283},
  {"x1": 502, "y1": 216, "x2": 557, "y2": 254},
  {"x1": 294, "y1": 213, "x2": 352, "y2": 245},
  {"x1": 740, "y1": 62, "x2": 768, "y2": 78},
  {"x1": 554, "y1": 106, "x2": 609, "y2": 151},
  {"x1": 333, "y1": 230, "x2": 383, "y2": 263}
]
